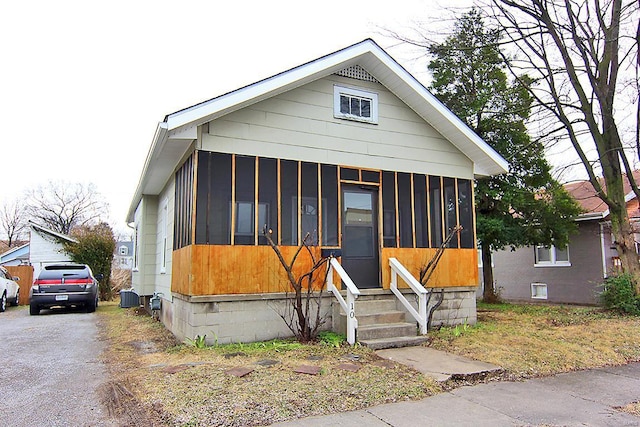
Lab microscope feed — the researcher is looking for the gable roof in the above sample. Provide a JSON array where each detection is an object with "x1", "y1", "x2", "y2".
[
  {"x1": 564, "y1": 171, "x2": 640, "y2": 221},
  {"x1": 127, "y1": 39, "x2": 508, "y2": 222},
  {"x1": 29, "y1": 222, "x2": 77, "y2": 244}
]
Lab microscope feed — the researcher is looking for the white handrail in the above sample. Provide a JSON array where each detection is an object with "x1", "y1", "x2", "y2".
[
  {"x1": 389, "y1": 257, "x2": 428, "y2": 335},
  {"x1": 326, "y1": 257, "x2": 360, "y2": 345}
]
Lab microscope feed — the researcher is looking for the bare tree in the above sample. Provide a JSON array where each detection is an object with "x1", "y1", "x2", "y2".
[
  {"x1": 482, "y1": 0, "x2": 640, "y2": 289},
  {"x1": 0, "y1": 197, "x2": 28, "y2": 248},
  {"x1": 26, "y1": 181, "x2": 109, "y2": 235},
  {"x1": 263, "y1": 229, "x2": 330, "y2": 343}
]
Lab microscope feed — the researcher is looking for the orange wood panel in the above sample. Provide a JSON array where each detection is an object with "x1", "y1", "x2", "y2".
[
  {"x1": 171, "y1": 246, "x2": 191, "y2": 295},
  {"x1": 381, "y1": 248, "x2": 478, "y2": 289},
  {"x1": 175, "y1": 245, "x2": 325, "y2": 296}
]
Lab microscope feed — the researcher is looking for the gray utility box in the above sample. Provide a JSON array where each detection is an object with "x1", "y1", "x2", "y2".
[{"x1": 119, "y1": 290, "x2": 140, "y2": 308}]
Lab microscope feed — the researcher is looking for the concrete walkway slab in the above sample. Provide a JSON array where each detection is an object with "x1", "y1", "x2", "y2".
[
  {"x1": 271, "y1": 361, "x2": 640, "y2": 427},
  {"x1": 375, "y1": 346, "x2": 502, "y2": 382}
]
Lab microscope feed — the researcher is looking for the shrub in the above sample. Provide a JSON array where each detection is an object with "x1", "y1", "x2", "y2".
[{"x1": 600, "y1": 274, "x2": 640, "y2": 316}]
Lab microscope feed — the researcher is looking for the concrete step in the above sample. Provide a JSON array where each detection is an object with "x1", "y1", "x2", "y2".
[
  {"x1": 358, "y1": 322, "x2": 417, "y2": 340},
  {"x1": 355, "y1": 298, "x2": 398, "y2": 314},
  {"x1": 357, "y1": 310, "x2": 407, "y2": 326},
  {"x1": 360, "y1": 335, "x2": 429, "y2": 350}
]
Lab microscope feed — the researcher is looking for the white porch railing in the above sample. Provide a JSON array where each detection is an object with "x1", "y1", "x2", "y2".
[
  {"x1": 326, "y1": 257, "x2": 361, "y2": 345},
  {"x1": 389, "y1": 257, "x2": 428, "y2": 335}
]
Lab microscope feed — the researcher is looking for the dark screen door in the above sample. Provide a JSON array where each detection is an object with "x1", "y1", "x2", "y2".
[{"x1": 341, "y1": 186, "x2": 380, "y2": 288}]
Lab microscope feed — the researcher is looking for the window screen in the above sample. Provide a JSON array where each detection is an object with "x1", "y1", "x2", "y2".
[
  {"x1": 321, "y1": 164, "x2": 338, "y2": 246},
  {"x1": 258, "y1": 158, "x2": 277, "y2": 245},
  {"x1": 413, "y1": 174, "x2": 428, "y2": 248},
  {"x1": 397, "y1": 172, "x2": 413, "y2": 248},
  {"x1": 443, "y1": 177, "x2": 458, "y2": 248},
  {"x1": 457, "y1": 179, "x2": 474, "y2": 248},
  {"x1": 280, "y1": 160, "x2": 298, "y2": 245},
  {"x1": 235, "y1": 155, "x2": 255, "y2": 245},
  {"x1": 429, "y1": 176, "x2": 443, "y2": 248},
  {"x1": 300, "y1": 162, "x2": 318, "y2": 245},
  {"x1": 382, "y1": 171, "x2": 396, "y2": 247},
  {"x1": 195, "y1": 152, "x2": 232, "y2": 245}
]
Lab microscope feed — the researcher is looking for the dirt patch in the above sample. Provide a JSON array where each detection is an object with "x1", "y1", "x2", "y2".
[
  {"x1": 128, "y1": 340, "x2": 160, "y2": 354},
  {"x1": 99, "y1": 380, "x2": 167, "y2": 427}
]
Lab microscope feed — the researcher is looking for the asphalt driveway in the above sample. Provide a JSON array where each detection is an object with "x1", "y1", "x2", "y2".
[{"x1": 0, "y1": 306, "x2": 116, "y2": 426}]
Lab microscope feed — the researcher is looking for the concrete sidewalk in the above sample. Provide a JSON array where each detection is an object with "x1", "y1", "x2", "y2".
[{"x1": 272, "y1": 359, "x2": 640, "y2": 426}]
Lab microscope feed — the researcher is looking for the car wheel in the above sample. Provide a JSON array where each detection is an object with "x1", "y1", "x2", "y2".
[
  {"x1": 29, "y1": 303, "x2": 39, "y2": 316},
  {"x1": 11, "y1": 289, "x2": 19, "y2": 306},
  {"x1": 86, "y1": 298, "x2": 96, "y2": 313},
  {"x1": 1, "y1": 292, "x2": 7, "y2": 312}
]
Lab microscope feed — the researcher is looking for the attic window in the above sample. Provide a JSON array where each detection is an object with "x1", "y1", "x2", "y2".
[{"x1": 334, "y1": 85, "x2": 378, "y2": 124}]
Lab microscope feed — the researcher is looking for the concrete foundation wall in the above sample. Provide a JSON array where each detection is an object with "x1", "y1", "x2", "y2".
[
  {"x1": 170, "y1": 293, "x2": 334, "y2": 345},
  {"x1": 166, "y1": 287, "x2": 476, "y2": 345}
]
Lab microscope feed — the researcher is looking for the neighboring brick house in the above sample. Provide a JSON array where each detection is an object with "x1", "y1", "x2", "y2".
[{"x1": 484, "y1": 173, "x2": 640, "y2": 305}]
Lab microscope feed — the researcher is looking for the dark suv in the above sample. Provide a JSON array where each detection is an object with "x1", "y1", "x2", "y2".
[{"x1": 30, "y1": 264, "x2": 100, "y2": 315}]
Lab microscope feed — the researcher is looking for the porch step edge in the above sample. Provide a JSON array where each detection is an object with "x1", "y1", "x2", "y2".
[{"x1": 357, "y1": 322, "x2": 417, "y2": 340}]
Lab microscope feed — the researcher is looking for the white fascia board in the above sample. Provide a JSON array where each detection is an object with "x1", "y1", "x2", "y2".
[
  {"x1": 575, "y1": 212, "x2": 606, "y2": 221},
  {"x1": 126, "y1": 123, "x2": 169, "y2": 222},
  {"x1": 30, "y1": 223, "x2": 77, "y2": 243}
]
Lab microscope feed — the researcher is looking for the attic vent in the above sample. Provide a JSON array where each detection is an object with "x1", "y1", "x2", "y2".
[{"x1": 335, "y1": 65, "x2": 378, "y2": 83}]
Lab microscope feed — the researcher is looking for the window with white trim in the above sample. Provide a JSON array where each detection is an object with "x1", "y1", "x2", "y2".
[
  {"x1": 534, "y1": 245, "x2": 570, "y2": 267},
  {"x1": 333, "y1": 85, "x2": 378, "y2": 124},
  {"x1": 119, "y1": 246, "x2": 128, "y2": 256},
  {"x1": 531, "y1": 283, "x2": 548, "y2": 299}
]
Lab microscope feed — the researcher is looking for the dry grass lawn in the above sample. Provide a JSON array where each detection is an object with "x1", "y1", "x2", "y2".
[
  {"x1": 97, "y1": 301, "x2": 640, "y2": 426},
  {"x1": 97, "y1": 302, "x2": 438, "y2": 426},
  {"x1": 430, "y1": 303, "x2": 640, "y2": 378}
]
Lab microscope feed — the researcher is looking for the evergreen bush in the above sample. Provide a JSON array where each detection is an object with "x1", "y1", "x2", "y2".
[{"x1": 600, "y1": 274, "x2": 640, "y2": 316}]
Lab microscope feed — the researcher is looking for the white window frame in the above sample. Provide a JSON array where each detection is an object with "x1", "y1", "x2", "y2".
[
  {"x1": 119, "y1": 246, "x2": 128, "y2": 256},
  {"x1": 333, "y1": 85, "x2": 378, "y2": 124},
  {"x1": 160, "y1": 199, "x2": 168, "y2": 274},
  {"x1": 531, "y1": 283, "x2": 548, "y2": 299},
  {"x1": 534, "y1": 245, "x2": 570, "y2": 267}
]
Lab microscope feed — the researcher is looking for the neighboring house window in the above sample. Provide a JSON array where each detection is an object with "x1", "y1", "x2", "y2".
[
  {"x1": 534, "y1": 245, "x2": 570, "y2": 267},
  {"x1": 333, "y1": 85, "x2": 378, "y2": 124},
  {"x1": 160, "y1": 200, "x2": 168, "y2": 274},
  {"x1": 531, "y1": 283, "x2": 548, "y2": 299}
]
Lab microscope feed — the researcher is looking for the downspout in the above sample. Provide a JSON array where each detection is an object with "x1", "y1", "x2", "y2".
[{"x1": 599, "y1": 222, "x2": 607, "y2": 279}]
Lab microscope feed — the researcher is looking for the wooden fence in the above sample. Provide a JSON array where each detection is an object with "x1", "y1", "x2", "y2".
[{"x1": 5, "y1": 265, "x2": 33, "y2": 305}]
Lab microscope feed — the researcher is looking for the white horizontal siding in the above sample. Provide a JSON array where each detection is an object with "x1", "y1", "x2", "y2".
[{"x1": 202, "y1": 75, "x2": 473, "y2": 179}]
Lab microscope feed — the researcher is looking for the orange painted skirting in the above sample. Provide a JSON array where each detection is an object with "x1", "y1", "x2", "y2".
[
  {"x1": 172, "y1": 245, "x2": 324, "y2": 295},
  {"x1": 380, "y1": 248, "x2": 478, "y2": 289},
  {"x1": 172, "y1": 245, "x2": 478, "y2": 296}
]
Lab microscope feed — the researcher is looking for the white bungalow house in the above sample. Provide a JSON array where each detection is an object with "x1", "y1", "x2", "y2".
[{"x1": 127, "y1": 39, "x2": 508, "y2": 347}]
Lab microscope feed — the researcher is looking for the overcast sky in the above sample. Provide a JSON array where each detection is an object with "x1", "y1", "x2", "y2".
[{"x1": 1, "y1": 0, "x2": 475, "y2": 237}]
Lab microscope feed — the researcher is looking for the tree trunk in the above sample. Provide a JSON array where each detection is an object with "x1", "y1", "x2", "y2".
[
  {"x1": 481, "y1": 245, "x2": 499, "y2": 302},
  {"x1": 601, "y1": 162, "x2": 640, "y2": 293},
  {"x1": 609, "y1": 206, "x2": 640, "y2": 292}
]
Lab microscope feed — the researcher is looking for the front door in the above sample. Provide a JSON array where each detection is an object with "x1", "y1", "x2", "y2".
[{"x1": 341, "y1": 186, "x2": 380, "y2": 288}]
